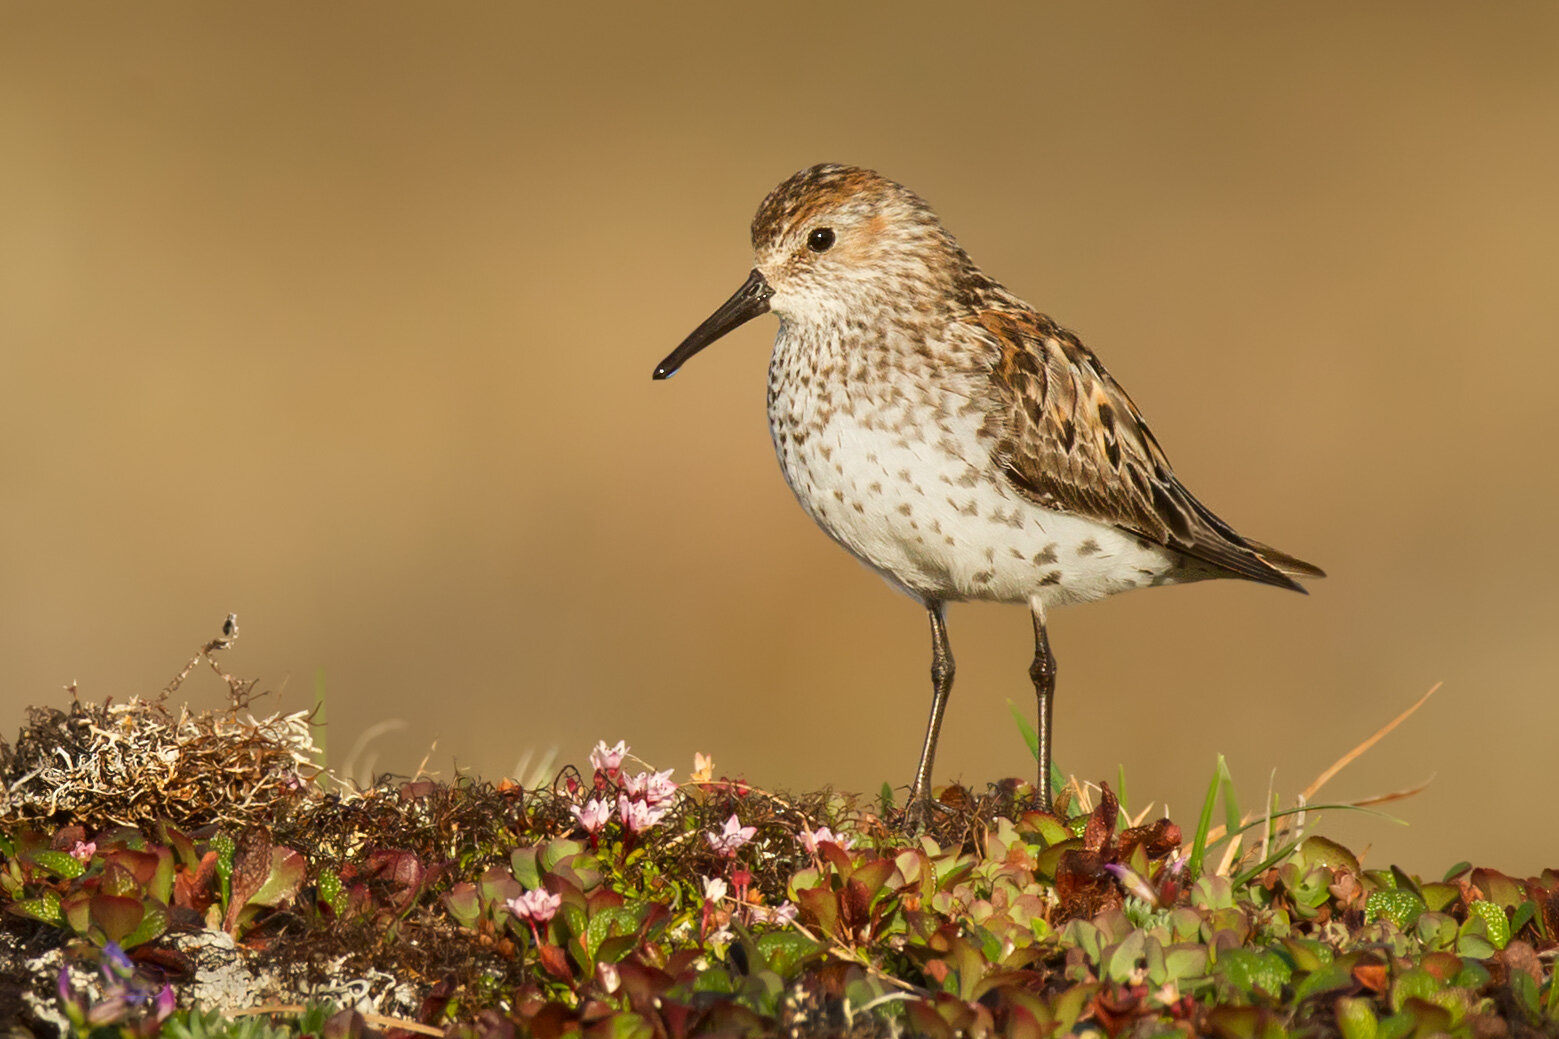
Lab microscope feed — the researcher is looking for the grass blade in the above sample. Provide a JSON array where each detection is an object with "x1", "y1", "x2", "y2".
[{"x1": 1186, "y1": 755, "x2": 1224, "y2": 879}]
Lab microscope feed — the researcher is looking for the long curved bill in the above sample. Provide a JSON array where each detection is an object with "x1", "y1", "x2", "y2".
[{"x1": 652, "y1": 269, "x2": 774, "y2": 380}]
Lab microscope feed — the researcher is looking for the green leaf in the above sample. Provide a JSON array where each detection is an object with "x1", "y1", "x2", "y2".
[
  {"x1": 12, "y1": 891, "x2": 63, "y2": 925},
  {"x1": 246, "y1": 847, "x2": 305, "y2": 908},
  {"x1": 1510, "y1": 900, "x2": 1536, "y2": 937},
  {"x1": 443, "y1": 883, "x2": 482, "y2": 930},
  {"x1": 510, "y1": 847, "x2": 541, "y2": 890},
  {"x1": 539, "y1": 838, "x2": 585, "y2": 874},
  {"x1": 1215, "y1": 948, "x2": 1292, "y2": 1000},
  {"x1": 1388, "y1": 967, "x2": 1437, "y2": 1013},
  {"x1": 1162, "y1": 944, "x2": 1208, "y2": 983},
  {"x1": 1293, "y1": 962, "x2": 1354, "y2": 1004},
  {"x1": 211, "y1": 832, "x2": 235, "y2": 908},
  {"x1": 149, "y1": 846, "x2": 176, "y2": 904},
  {"x1": 31, "y1": 849, "x2": 87, "y2": 879},
  {"x1": 1465, "y1": 900, "x2": 1509, "y2": 950},
  {"x1": 1052, "y1": 983, "x2": 1096, "y2": 1031},
  {"x1": 1335, "y1": 997, "x2": 1378, "y2": 1039},
  {"x1": 691, "y1": 970, "x2": 734, "y2": 995},
  {"x1": 120, "y1": 899, "x2": 170, "y2": 949},
  {"x1": 1365, "y1": 889, "x2": 1424, "y2": 930},
  {"x1": 1456, "y1": 904, "x2": 1506, "y2": 958},
  {"x1": 596, "y1": 1012, "x2": 655, "y2": 1039},
  {"x1": 755, "y1": 931, "x2": 823, "y2": 976},
  {"x1": 1279, "y1": 938, "x2": 1332, "y2": 973},
  {"x1": 1510, "y1": 970, "x2": 1541, "y2": 1022},
  {"x1": 1100, "y1": 930, "x2": 1148, "y2": 984},
  {"x1": 1300, "y1": 835, "x2": 1360, "y2": 874},
  {"x1": 317, "y1": 869, "x2": 349, "y2": 917},
  {"x1": 586, "y1": 905, "x2": 643, "y2": 963}
]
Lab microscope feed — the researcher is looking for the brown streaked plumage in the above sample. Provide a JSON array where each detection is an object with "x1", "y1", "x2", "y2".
[
  {"x1": 654, "y1": 163, "x2": 1322, "y2": 821},
  {"x1": 982, "y1": 306, "x2": 1318, "y2": 590}
]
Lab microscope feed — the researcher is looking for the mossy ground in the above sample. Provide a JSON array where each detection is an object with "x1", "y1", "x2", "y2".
[{"x1": 1, "y1": 644, "x2": 1554, "y2": 1038}]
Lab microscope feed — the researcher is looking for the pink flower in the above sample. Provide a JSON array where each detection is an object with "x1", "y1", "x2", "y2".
[
  {"x1": 570, "y1": 797, "x2": 615, "y2": 833},
  {"x1": 750, "y1": 901, "x2": 799, "y2": 925},
  {"x1": 706, "y1": 814, "x2": 756, "y2": 856},
  {"x1": 619, "y1": 797, "x2": 671, "y2": 834},
  {"x1": 701, "y1": 876, "x2": 728, "y2": 903},
  {"x1": 800, "y1": 826, "x2": 853, "y2": 853},
  {"x1": 589, "y1": 739, "x2": 628, "y2": 774},
  {"x1": 68, "y1": 841, "x2": 97, "y2": 864},
  {"x1": 623, "y1": 768, "x2": 678, "y2": 806},
  {"x1": 505, "y1": 889, "x2": 561, "y2": 924}
]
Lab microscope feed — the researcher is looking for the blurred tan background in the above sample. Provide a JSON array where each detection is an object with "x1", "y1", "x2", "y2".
[{"x1": 2, "y1": 4, "x2": 1555, "y2": 873}]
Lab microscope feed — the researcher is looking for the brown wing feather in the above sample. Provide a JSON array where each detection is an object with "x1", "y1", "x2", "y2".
[{"x1": 975, "y1": 306, "x2": 1315, "y2": 591}]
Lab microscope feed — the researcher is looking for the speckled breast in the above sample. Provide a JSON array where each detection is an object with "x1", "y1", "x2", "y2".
[{"x1": 765, "y1": 330, "x2": 1178, "y2": 607}]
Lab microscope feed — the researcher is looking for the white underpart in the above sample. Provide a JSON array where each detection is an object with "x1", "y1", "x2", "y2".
[{"x1": 767, "y1": 328, "x2": 1181, "y2": 609}]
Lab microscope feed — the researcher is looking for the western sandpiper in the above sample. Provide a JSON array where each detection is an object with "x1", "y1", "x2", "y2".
[{"x1": 654, "y1": 164, "x2": 1322, "y2": 818}]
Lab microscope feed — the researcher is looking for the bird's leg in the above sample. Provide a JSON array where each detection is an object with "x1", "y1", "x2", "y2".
[
  {"x1": 1029, "y1": 603, "x2": 1058, "y2": 812},
  {"x1": 907, "y1": 601, "x2": 954, "y2": 824}
]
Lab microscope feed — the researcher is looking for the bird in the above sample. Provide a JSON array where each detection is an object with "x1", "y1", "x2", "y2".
[{"x1": 652, "y1": 163, "x2": 1322, "y2": 819}]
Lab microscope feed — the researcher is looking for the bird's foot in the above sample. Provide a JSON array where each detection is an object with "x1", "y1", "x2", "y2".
[{"x1": 899, "y1": 791, "x2": 951, "y2": 834}]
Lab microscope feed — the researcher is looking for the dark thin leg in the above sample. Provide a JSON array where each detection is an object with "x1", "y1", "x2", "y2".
[
  {"x1": 908, "y1": 601, "x2": 954, "y2": 814},
  {"x1": 1030, "y1": 605, "x2": 1058, "y2": 812}
]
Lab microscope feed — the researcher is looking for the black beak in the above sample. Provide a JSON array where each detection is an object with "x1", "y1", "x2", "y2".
[{"x1": 652, "y1": 269, "x2": 774, "y2": 380}]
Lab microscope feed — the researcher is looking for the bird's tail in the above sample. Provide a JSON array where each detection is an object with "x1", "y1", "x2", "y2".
[{"x1": 1246, "y1": 538, "x2": 1326, "y2": 581}]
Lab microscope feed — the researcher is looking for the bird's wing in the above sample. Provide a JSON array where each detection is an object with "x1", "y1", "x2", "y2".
[{"x1": 972, "y1": 305, "x2": 1318, "y2": 590}]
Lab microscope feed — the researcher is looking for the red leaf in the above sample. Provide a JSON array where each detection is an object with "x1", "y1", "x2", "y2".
[
  {"x1": 537, "y1": 942, "x2": 573, "y2": 981},
  {"x1": 89, "y1": 894, "x2": 144, "y2": 945},
  {"x1": 1352, "y1": 961, "x2": 1388, "y2": 993},
  {"x1": 1083, "y1": 782, "x2": 1118, "y2": 854}
]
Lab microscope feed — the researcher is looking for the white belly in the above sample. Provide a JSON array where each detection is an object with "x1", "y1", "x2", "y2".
[{"x1": 769, "y1": 399, "x2": 1178, "y2": 608}]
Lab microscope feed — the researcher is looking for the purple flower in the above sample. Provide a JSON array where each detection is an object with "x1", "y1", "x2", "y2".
[
  {"x1": 505, "y1": 889, "x2": 562, "y2": 924},
  {"x1": 1103, "y1": 863, "x2": 1159, "y2": 905},
  {"x1": 570, "y1": 797, "x2": 615, "y2": 833},
  {"x1": 706, "y1": 814, "x2": 756, "y2": 856},
  {"x1": 151, "y1": 985, "x2": 176, "y2": 1025},
  {"x1": 100, "y1": 942, "x2": 136, "y2": 982}
]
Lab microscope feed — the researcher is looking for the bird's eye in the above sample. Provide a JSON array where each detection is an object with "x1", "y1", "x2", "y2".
[{"x1": 807, "y1": 227, "x2": 836, "y2": 252}]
